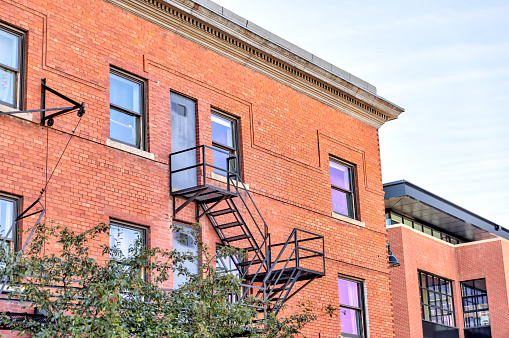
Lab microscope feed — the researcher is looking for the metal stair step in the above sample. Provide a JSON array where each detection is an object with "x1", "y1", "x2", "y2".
[
  {"x1": 208, "y1": 208, "x2": 234, "y2": 217},
  {"x1": 216, "y1": 221, "x2": 242, "y2": 230},
  {"x1": 238, "y1": 259, "x2": 263, "y2": 267},
  {"x1": 223, "y1": 234, "x2": 250, "y2": 242}
]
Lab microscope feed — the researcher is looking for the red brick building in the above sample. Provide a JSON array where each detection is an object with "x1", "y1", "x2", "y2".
[
  {"x1": 0, "y1": 0, "x2": 404, "y2": 336},
  {"x1": 386, "y1": 180, "x2": 509, "y2": 338}
]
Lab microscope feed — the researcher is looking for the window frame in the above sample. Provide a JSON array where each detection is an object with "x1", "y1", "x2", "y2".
[
  {"x1": 172, "y1": 222, "x2": 199, "y2": 289},
  {"x1": 109, "y1": 68, "x2": 147, "y2": 150},
  {"x1": 0, "y1": 24, "x2": 25, "y2": 109},
  {"x1": 338, "y1": 275, "x2": 367, "y2": 338},
  {"x1": 418, "y1": 270, "x2": 456, "y2": 328},
  {"x1": 216, "y1": 244, "x2": 245, "y2": 303},
  {"x1": 329, "y1": 158, "x2": 357, "y2": 220},
  {"x1": 0, "y1": 193, "x2": 21, "y2": 253},
  {"x1": 211, "y1": 109, "x2": 241, "y2": 178},
  {"x1": 461, "y1": 278, "x2": 490, "y2": 328},
  {"x1": 109, "y1": 220, "x2": 147, "y2": 262}
]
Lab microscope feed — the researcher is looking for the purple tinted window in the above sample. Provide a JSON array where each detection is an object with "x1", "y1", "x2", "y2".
[
  {"x1": 331, "y1": 188, "x2": 352, "y2": 217},
  {"x1": 340, "y1": 307, "x2": 361, "y2": 335},
  {"x1": 338, "y1": 277, "x2": 363, "y2": 336},
  {"x1": 329, "y1": 161, "x2": 350, "y2": 190},
  {"x1": 338, "y1": 278, "x2": 359, "y2": 307}
]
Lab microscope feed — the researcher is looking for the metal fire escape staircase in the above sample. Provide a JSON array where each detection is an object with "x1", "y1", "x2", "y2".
[{"x1": 170, "y1": 146, "x2": 325, "y2": 316}]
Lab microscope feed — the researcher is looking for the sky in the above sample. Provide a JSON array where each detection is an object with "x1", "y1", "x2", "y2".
[{"x1": 209, "y1": 0, "x2": 509, "y2": 227}]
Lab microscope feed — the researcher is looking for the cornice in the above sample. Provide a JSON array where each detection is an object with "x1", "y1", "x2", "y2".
[{"x1": 103, "y1": 0, "x2": 404, "y2": 128}]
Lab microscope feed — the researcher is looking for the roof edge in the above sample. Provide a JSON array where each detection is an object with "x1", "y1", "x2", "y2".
[
  {"x1": 104, "y1": 0, "x2": 405, "y2": 128},
  {"x1": 383, "y1": 180, "x2": 505, "y2": 233},
  {"x1": 191, "y1": 0, "x2": 406, "y2": 114}
]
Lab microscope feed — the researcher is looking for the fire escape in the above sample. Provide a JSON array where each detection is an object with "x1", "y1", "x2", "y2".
[{"x1": 170, "y1": 145, "x2": 325, "y2": 317}]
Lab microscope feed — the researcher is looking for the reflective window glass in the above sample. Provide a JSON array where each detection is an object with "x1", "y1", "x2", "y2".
[
  {"x1": 419, "y1": 271, "x2": 455, "y2": 327},
  {"x1": 461, "y1": 279, "x2": 490, "y2": 328},
  {"x1": 110, "y1": 108, "x2": 139, "y2": 147},
  {"x1": 390, "y1": 214, "x2": 402, "y2": 224},
  {"x1": 109, "y1": 223, "x2": 144, "y2": 260},
  {"x1": 330, "y1": 161, "x2": 350, "y2": 190},
  {"x1": 0, "y1": 26, "x2": 22, "y2": 108},
  {"x1": 211, "y1": 115, "x2": 233, "y2": 148},
  {"x1": 330, "y1": 160, "x2": 356, "y2": 219},
  {"x1": 173, "y1": 224, "x2": 198, "y2": 289},
  {"x1": 0, "y1": 29, "x2": 19, "y2": 69},
  {"x1": 0, "y1": 68, "x2": 16, "y2": 105},
  {"x1": 340, "y1": 307, "x2": 361, "y2": 335},
  {"x1": 331, "y1": 188, "x2": 353, "y2": 217},
  {"x1": 110, "y1": 73, "x2": 141, "y2": 113},
  {"x1": 211, "y1": 112, "x2": 238, "y2": 176},
  {"x1": 0, "y1": 197, "x2": 14, "y2": 240},
  {"x1": 338, "y1": 277, "x2": 365, "y2": 337},
  {"x1": 109, "y1": 70, "x2": 145, "y2": 149}
]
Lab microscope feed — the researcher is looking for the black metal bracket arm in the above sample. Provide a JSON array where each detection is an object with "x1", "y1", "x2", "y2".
[{"x1": 0, "y1": 78, "x2": 85, "y2": 126}]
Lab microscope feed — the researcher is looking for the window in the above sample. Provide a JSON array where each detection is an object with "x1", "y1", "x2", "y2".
[
  {"x1": 216, "y1": 249, "x2": 241, "y2": 276},
  {"x1": 109, "y1": 69, "x2": 146, "y2": 149},
  {"x1": 419, "y1": 271, "x2": 455, "y2": 327},
  {"x1": 216, "y1": 246, "x2": 242, "y2": 303},
  {"x1": 172, "y1": 223, "x2": 198, "y2": 289},
  {"x1": 461, "y1": 279, "x2": 490, "y2": 328},
  {"x1": 330, "y1": 159, "x2": 356, "y2": 219},
  {"x1": 385, "y1": 211, "x2": 464, "y2": 244},
  {"x1": 211, "y1": 111, "x2": 239, "y2": 176},
  {"x1": 0, "y1": 25, "x2": 24, "y2": 108},
  {"x1": 338, "y1": 276, "x2": 366, "y2": 338},
  {"x1": 109, "y1": 221, "x2": 146, "y2": 261},
  {"x1": 0, "y1": 195, "x2": 18, "y2": 252}
]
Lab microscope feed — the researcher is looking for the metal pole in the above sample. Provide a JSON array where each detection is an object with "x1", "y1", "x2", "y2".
[
  {"x1": 40, "y1": 78, "x2": 46, "y2": 126},
  {"x1": 169, "y1": 154, "x2": 172, "y2": 193},
  {"x1": 322, "y1": 236, "x2": 325, "y2": 274},
  {"x1": 202, "y1": 146, "x2": 206, "y2": 186},
  {"x1": 295, "y1": 231, "x2": 299, "y2": 268}
]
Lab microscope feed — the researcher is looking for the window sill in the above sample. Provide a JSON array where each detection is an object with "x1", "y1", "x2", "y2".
[
  {"x1": 106, "y1": 139, "x2": 155, "y2": 160},
  {"x1": 331, "y1": 211, "x2": 365, "y2": 228},
  {"x1": 0, "y1": 104, "x2": 33, "y2": 122},
  {"x1": 210, "y1": 172, "x2": 249, "y2": 190}
]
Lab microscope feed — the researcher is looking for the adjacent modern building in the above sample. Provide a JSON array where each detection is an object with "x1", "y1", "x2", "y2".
[
  {"x1": 0, "y1": 0, "x2": 405, "y2": 336},
  {"x1": 386, "y1": 180, "x2": 509, "y2": 338}
]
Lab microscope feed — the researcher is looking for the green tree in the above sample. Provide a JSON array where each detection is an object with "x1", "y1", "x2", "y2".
[{"x1": 0, "y1": 222, "x2": 321, "y2": 337}]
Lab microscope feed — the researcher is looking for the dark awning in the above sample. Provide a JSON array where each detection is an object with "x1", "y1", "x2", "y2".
[{"x1": 384, "y1": 180, "x2": 508, "y2": 242}]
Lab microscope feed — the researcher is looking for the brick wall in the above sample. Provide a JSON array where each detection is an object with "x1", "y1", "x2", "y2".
[
  {"x1": 0, "y1": 0, "x2": 394, "y2": 336},
  {"x1": 389, "y1": 225, "x2": 509, "y2": 338}
]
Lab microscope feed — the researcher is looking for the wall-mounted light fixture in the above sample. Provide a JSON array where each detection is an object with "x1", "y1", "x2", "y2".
[{"x1": 388, "y1": 243, "x2": 400, "y2": 267}]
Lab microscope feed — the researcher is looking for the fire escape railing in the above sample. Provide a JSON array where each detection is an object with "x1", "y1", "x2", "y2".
[{"x1": 169, "y1": 145, "x2": 325, "y2": 317}]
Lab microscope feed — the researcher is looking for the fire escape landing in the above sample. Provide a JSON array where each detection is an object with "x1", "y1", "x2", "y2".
[{"x1": 170, "y1": 145, "x2": 326, "y2": 317}]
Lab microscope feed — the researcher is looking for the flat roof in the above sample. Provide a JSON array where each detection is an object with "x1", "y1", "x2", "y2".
[{"x1": 384, "y1": 180, "x2": 508, "y2": 242}]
